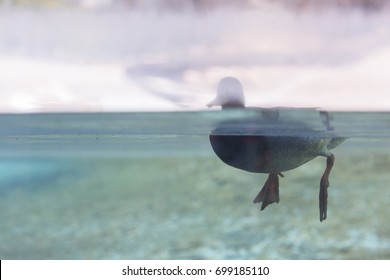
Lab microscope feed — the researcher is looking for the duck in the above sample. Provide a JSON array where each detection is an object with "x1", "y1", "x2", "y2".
[{"x1": 208, "y1": 77, "x2": 345, "y2": 222}]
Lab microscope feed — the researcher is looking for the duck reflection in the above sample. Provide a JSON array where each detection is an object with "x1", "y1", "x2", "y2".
[{"x1": 208, "y1": 77, "x2": 345, "y2": 222}]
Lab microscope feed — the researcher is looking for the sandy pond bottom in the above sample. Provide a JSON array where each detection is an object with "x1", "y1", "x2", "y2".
[{"x1": 0, "y1": 140, "x2": 389, "y2": 259}]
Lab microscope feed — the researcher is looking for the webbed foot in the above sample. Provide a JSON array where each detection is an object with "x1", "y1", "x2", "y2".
[
  {"x1": 319, "y1": 153, "x2": 335, "y2": 222},
  {"x1": 253, "y1": 173, "x2": 283, "y2": 210}
]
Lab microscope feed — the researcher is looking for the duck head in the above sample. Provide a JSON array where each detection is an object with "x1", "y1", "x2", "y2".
[{"x1": 207, "y1": 77, "x2": 245, "y2": 109}]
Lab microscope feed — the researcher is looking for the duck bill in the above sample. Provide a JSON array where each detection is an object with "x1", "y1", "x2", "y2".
[{"x1": 207, "y1": 96, "x2": 221, "y2": 107}]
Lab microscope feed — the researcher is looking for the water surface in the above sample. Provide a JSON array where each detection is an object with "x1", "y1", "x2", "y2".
[{"x1": 0, "y1": 110, "x2": 389, "y2": 259}]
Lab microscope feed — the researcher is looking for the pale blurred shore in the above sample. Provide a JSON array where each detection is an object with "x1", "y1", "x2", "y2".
[{"x1": 1, "y1": 1, "x2": 390, "y2": 112}]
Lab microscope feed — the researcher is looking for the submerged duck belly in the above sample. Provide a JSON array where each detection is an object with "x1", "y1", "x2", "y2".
[{"x1": 209, "y1": 135, "x2": 326, "y2": 173}]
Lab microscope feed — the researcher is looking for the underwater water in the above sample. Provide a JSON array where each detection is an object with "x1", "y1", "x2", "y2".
[{"x1": 0, "y1": 110, "x2": 390, "y2": 259}]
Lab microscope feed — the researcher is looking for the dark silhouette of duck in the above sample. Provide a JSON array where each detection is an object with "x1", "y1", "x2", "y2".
[{"x1": 208, "y1": 77, "x2": 344, "y2": 222}]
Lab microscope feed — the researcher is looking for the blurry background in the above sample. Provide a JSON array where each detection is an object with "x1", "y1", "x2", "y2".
[
  {"x1": 1, "y1": 0, "x2": 390, "y2": 112},
  {"x1": 1, "y1": 1, "x2": 390, "y2": 260}
]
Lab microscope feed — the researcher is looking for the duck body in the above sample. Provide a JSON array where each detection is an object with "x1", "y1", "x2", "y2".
[
  {"x1": 208, "y1": 76, "x2": 345, "y2": 222},
  {"x1": 209, "y1": 134, "x2": 341, "y2": 174}
]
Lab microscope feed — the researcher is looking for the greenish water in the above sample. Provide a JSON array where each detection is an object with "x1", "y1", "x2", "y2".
[{"x1": 0, "y1": 111, "x2": 390, "y2": 259}]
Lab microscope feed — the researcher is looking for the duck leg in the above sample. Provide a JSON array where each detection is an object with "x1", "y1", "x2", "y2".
[
  {"x1": 253, "y1": 173, "x2": 283, "y2": 210},
  {"x1": 319, "y1": 153, "x2": 335, "y2": 222}
]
